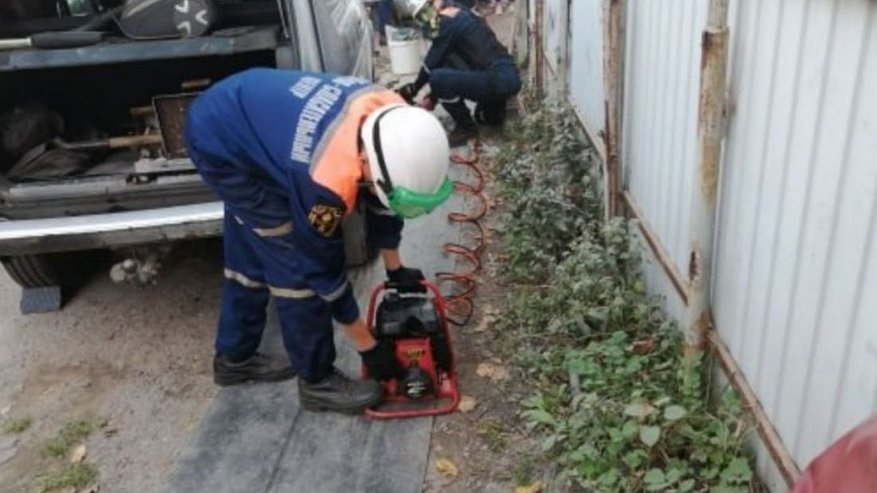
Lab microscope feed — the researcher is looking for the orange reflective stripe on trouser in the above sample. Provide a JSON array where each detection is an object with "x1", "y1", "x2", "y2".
[{"x1": 310, "y1": 88, "x2": 407, "y2": 213}]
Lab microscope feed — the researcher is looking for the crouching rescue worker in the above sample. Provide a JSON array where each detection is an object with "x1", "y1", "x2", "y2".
[
  {"x1": 184, "y1": 68, "x2": 453, "y2": 414},
  {"x1": 398, "y1": 0, "x2": 521, "y2": 146}
]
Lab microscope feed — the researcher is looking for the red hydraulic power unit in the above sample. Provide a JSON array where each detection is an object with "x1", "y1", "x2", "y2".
[{"x1": 363, "y1": 281, "x2": 460, "y2": 419}]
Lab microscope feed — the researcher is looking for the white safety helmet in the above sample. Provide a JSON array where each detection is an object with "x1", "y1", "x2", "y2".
[
  {"x1": 398, "y1": 0, "x2": 429, "y2": 17},
  {"x1": 401, "y1": 0, "x2": 439, "y2": 35},
  {"x1": 361, "y1": 104, "x2": 452, "y2": 218}
]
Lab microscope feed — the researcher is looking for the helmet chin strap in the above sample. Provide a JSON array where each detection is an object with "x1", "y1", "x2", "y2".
[{"x1": 371, "y1": 106, "x2": 402, "y2": 196}]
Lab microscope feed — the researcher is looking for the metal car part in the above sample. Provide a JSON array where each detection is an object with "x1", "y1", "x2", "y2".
[
  {"x1": 0, "y1": 0, "x2": 377, "y2": 296},
  {"x1": 0, "y1": 201, "x2": 224, "y2": 255}
]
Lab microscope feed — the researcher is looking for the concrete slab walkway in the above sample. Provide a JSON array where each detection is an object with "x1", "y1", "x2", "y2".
[{"x1": 162, "y1": 171, "x2": 466, "y2": 493}]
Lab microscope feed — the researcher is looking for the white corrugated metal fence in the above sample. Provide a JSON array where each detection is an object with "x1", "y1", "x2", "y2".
[{"x1": 528, "y1": 0, "x2": 877, "y2": 490}]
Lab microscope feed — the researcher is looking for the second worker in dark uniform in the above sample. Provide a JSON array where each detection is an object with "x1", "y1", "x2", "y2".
[{"x1": 399, "y1": 0, "x2": 521, "y2": 146}]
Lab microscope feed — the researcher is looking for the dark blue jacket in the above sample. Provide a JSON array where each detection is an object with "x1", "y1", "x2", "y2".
[
  {"x1": 413, "y1": 4, "x2": 513, "y2": 91},
  {"x1": 186, "y1": 69, "x2": 406, "y2": 323}
]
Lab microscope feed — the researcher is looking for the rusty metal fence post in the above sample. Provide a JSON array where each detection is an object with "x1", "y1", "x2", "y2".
[
  {"x1": 685, "y1": 0, "x2": 729, "y2": 350},
  {"x1": 533, "y1": 0, "x2": 544, "y2": 97},
  {"x1": 557, "y1": 0, "x2": 570, "y2": 96},
  {"x1": 603, "y1": 0, "x2": 625, "y2": 219}
]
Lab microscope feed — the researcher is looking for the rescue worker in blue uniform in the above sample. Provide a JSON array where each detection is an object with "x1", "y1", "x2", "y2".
[
  {"x1": 398, "y1": 0, "x2": 521, "y2": 146},
  {"x1": 185, "y1": 68, "x2": 453, "y2": 414}
]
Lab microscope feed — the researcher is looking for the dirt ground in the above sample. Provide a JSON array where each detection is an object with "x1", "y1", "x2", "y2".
[
  {"x1": 420, "y1": 10, "x2": 543, "y2": 492},
  {"x1": 0, "y1": 7, "x2": 525, "y2": 493},
  {"x1": 422, "y1": 222, "x2": 540, "y2": 493},
  {"x1": 0, "y1": 242, "x2": 221, "y2": 493}
]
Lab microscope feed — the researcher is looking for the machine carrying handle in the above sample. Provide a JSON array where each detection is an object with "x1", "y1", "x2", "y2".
[
  {"x1": 384, "y1": 280, "x2": 427, "y2": 294},
  {"x1": 367, "y1": 281, "x2": 445, "y2": 334}
]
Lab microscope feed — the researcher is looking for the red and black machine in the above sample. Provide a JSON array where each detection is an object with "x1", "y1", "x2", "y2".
[{"x1": 363, "y1": 281, "x2": 459, "y2": 419}]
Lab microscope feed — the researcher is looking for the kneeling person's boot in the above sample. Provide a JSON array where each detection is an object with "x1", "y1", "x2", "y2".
[
  {"x1": 441, "y1": 99, "x2": 479, "y2": 147},
  {"x1": 475, "y1": 101, "x2": 508, "y2": 127},
  {"x1": 214, "y1": 352, "x2": 296, "y2": 386},
  {"x1": 447, "y1": 124, "x2": 479, "y2": 148},
  {"x1": 298, "y1": 368, "x2": 383, "y2": 414}
]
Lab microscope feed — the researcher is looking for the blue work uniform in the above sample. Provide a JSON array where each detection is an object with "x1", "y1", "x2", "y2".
[
  {"x1": 185, "y1": 68, "x2": 405, "y2": 382},
  {"x1": 412, "y1": 2, "x2": 521, "y2": 126}
]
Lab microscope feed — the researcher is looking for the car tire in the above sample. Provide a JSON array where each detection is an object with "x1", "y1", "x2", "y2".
[{"x1": 1, "y1": 254, "x2": 60, "y2": 288}]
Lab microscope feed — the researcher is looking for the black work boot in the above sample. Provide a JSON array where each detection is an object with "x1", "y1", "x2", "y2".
[
  {"x1": 213, "y1": 352, "x2": 296, "y2": 386},
  {"x1": 447, "y1": 124, "x2": 479, "y2": 148},
  {"x1": 441, "y1": 99, "x2": 479, "y2": 147},
  {"x1": 298, "y1": 368, "x2": 383, "y2": 414}
]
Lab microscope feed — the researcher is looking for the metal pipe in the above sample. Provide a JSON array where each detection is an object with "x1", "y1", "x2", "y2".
[
  {"x1": 624, "y1": 196, "x2": 802, "y2": 488},
  {"x1": 52, "y1": 134, "x2": 163, "y2": 151},
  {"x1": 623, "y1": 191, "x2": 689, "y2": 304},
  {"x1": 707, "y1": 330, "x2": 802, "y2": 486},
  {"x1": 129, "y1": 106, "x2": 154, "y2": 118},
  {"x1": 685, "y1": 0, "x2": 729, "y2": 350},
  {"x1": 180, "y1": 78, "x2": 211, "y2": 91},
  {"x1": 569, "y1": 94, "x2": 608, "y2": 161}
]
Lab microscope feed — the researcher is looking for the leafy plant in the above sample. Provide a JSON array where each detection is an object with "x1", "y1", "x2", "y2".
[
  {"x1": 35, "y1": 463, "x2": 98, "y2": 492},
  {"x1": 3, "y1": 416, "x2": 32, "y2": 434},
  {"x1": 491, "y1": 103, "x2": 761, "y2": 492},
  {"x1": 43, "y1": 418, "x2": 94, "y2": 459}
]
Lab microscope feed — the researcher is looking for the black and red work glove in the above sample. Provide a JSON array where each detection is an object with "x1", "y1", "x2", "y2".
[
  {"x1": 396, "y1": 83, "x2": 419, "y2": 105},
  {"x1": 360, "y1": 339, "x2": 405, "y2": 381},
  {"x1": 387, "y1": 266, "x2": 426, "y2": 292}
]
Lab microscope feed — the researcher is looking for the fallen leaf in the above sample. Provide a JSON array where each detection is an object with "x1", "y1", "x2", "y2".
[
  {"x1": 663, "y1": 405, "x2": 687, "y2": 422},
  {"x1": 474, "y1": 315, "x2": 496, "y2": 333},
  {"x1": 514, "y1": 481, "x2": 544, "y2": 493},
  {"x1": 623, "y1": 402, "x2": 655, "y2": 419},
  {"x1": 458, "y1": 395, "x2": 477, "y2": 412},
  {"x1": 70, "y1": 444, "x2": 86, "y2": 463},
  {"x1": 435, "y1": 458, "x2": 459, "y2": 477},
  {"x1": 639, "y1": 425, "x2": 661, "y2": 447},
  {"x1": 653, "y1": 396, "x2": 672, "y2": 407},
  {"x1": 476, "y1": 362, "x2": 509, "y2": 381},
  {"x1": 632, "y1": 338, "x2": 657, "y2": 354}
]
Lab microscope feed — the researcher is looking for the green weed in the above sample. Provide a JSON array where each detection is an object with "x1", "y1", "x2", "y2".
[
  {"x1": 43, "y1": 419, "x2": 94, "y2": 459},
  {"x1": 35, "y1": 463, "x2": 98, "y2": 492},
  {"x1": 3, "y1": 416, "x2": 32, "y2": 434},
  {"x1": 478, "y1": 418, "x2": 507, "y2": 452},
  {"x1": 492, "y1": 103, "x2": 760, "y2": 492}
]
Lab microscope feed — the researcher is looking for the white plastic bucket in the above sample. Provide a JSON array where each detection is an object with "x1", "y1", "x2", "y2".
[{"x1": 386, "y1": 26, "x2": 423, "y2": 75}]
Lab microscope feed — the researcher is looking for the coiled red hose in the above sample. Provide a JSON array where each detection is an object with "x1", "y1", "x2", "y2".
[{"x1": 436, "y1": 142, "x2": 489, "y2": 326}]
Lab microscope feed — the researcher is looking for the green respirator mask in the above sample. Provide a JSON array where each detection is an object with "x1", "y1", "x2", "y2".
[{"x1": 371, "y1": 108, "x2": 452, "y2": 219}]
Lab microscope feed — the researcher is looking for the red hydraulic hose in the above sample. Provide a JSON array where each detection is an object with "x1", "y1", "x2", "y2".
[{"x1": 436, "y1": 141, "x2": 489, "y2": 326}]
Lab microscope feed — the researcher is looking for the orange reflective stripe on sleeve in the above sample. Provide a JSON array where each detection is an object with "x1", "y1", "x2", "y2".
[{"x1": 310, "y1": 88, "x2": 407, "y2": 213}]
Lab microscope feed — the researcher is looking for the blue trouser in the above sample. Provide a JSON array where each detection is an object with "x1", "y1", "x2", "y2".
[
  {"x1": 429, "y1": 59, "x2": 521, "y2": 104},
  {"x1": 429, "y1": 59, "x2": 521, "y2": 127},
  {"x1": 217, "y1": 211, "x2": 336, "y2": 383},
  {"x1": 190, "y1": 149, "x2": 337, "y2": 382},
  {"x1": 378, "y1": 0, "x2": 394, "y2": 38}
]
